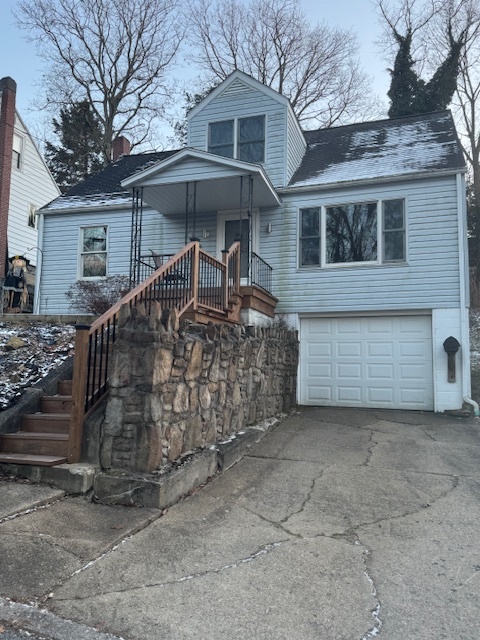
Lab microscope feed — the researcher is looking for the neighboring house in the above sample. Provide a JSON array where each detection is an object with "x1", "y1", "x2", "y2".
[
  {"x1": 0, "y1": 76, "x2": 61, "y2": 305},
  {"x1": 38, "y1": 70, "x2": 471, "y2": 413}
]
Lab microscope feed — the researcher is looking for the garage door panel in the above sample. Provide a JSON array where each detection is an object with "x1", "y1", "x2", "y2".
[
  {"x1": 400, "y1": 388, "x2": 428, "y2": 405},
  {"x1": 308, "y1": 363, "x2": 331, "y2": 377},
  {"x1": 367, "y1": 363, "x2": 394, "y2": 379},
  {"x1": 307, "y1": 342, "x2": 332, "y2": 357},
  {"x1": 308, "y1": 386, "x2": 332, "y2": 401},
  {"x1": 337, "y1": 386, "x2": 362, "y2": 402},
  {"x1": 366, "y1": 318, "x2": 394, "y2": 334},
  {"x1": 368, "y1": 387, "x2": 395, "y2": 403},
  {"x1": 337, "y1": 342, "x2": 362, "y2": 357},
  {"x1": 300, "y1": 315, "x2": 433, "y2": 410},
  {"x1": 367, "y1": 342, "x2": 394, "y2": 357},
  {"x1": 399, "y1": 364, "x2": 426, "y2": 380}
]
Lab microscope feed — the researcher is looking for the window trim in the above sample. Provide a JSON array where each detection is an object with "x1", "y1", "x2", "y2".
[
  {"x1": 12, "y1": 133, "x2": 24, "y2": 171},
  {"x1": 298, "y1": 198, "x2": 407, "y2": 269},
  {"x1": 207, "y1": 115, "x2": 266, "y2": 163},
  {"x1": 28, "y1": 204, "x2": 38, "y2": 229},
  {"x1": 78, "y1": 225, "x2": 108, "y2": 280}
]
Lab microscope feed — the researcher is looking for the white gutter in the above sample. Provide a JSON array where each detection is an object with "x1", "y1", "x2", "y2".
[
  {"x1": 33, "y1": 212, "x2": 44, "y2": 315},
  {"x1": 456, "y1": 172, "x2": 479, "y2": 416},
  {"x1": 279, "y1": 167, "x2": 467, "y2": 195}
]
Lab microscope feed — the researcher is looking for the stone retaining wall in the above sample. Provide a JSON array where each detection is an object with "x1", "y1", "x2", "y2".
[{"x1": 100, "y1": 304, "x2": 298, "y2": 473}]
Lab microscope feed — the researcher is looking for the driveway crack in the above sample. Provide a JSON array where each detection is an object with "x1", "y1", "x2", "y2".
[
  {"x1": 362, "y1": 430, "x2": 378, "y2": 467},
  {"x1": 356, "y1": 539, "x2": 383, "y2": 639},
  {"x1": 53, "y1": 541, "x2": 284, "y2": 602}
]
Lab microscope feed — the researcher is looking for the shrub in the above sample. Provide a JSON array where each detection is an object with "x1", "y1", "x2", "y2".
[{"x1": 65, "y1": 275, "x2": 131, "y2": 315}]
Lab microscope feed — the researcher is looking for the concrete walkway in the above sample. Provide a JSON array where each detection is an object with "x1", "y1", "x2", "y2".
[{"x1": 1, "y1": 407, "x2": 480, "y2": 639}]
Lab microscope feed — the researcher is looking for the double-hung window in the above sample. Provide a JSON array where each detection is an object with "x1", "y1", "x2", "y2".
[
  {"x1": 12, "y1": 133, "x2": 23, "y2": 170},
  {"x1": 208, "y1": 115, "x2": 265, "y2": 163},
  {"x1": 80, "y1": 226, "x2": 107, "y2": 278},
  {"x1": 299, "y1": 199, "x2": 406, "y2": 267}
]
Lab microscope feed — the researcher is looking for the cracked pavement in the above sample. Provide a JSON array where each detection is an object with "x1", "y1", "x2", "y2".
[{"x1": 1, "y1": 407, "x2": 480, "y2": 639}]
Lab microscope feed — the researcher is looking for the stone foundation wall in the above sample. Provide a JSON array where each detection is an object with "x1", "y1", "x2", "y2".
[{"x1": 100, "y1": 305, "x2": 298, "y2": 473}]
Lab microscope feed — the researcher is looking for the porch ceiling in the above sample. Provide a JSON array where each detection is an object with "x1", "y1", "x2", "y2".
[
  {"x1": 140, "y1": 174, "x2": 280, "y2": 214},
  {"x1": 120, "y1": 148, "x2": 281, "y2": 214}
]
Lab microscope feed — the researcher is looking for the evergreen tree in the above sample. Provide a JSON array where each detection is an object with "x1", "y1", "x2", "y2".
[
  {"x1": 387, "y1": 23, "x2": 468, "y2": 118},
  {"x1": 45, "y1": 101, "x2": 104, "y2": 191}
]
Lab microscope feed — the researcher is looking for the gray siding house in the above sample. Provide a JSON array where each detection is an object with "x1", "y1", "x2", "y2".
[{"x1": 38, "y1": 71, "x2": 470, "y2": 413}]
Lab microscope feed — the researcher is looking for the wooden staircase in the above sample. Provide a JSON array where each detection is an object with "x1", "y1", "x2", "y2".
[
  {"x1": 0, "y1": 241, "x2": 247, "y2": 467},
  {"x1": 0, "y1": 379, "x2": 73, "y2": 466}
]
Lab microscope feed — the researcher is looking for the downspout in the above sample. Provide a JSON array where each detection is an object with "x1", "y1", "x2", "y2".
[
  {"x1": 33, "y1": 211, "x2": 44, "y2": 314},
  {"x1": 457, "y1": 172, "x2": 479, "y2": 416}
]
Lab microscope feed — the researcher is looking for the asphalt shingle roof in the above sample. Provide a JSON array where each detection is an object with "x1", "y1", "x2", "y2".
[
  {"x1": 289, "y1": 110, "x2": 465, "y2": 188},
  {"x1": 42, "y1": 110, "x2": 465, "y2": 211}
]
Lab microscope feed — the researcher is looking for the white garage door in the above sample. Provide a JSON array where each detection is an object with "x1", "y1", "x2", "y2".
[{"x1": 300, "y1": 315, "x2": 434, "y2": 410}]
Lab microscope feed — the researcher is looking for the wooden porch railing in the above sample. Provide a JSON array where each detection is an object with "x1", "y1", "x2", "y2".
[{"x1": 68, "y1": 241, "x2": 241, "y2": 463}]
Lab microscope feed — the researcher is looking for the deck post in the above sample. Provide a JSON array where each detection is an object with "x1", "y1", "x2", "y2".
[
  {"x1": 191, "y1": 242, "x2": 200, "y2": 311},
  {"x1": 68, "y1": 325, "x2": 90, "y2": 463},
  {"x1": 222, "y1": 249, "x2": 229, "y2": 309}
]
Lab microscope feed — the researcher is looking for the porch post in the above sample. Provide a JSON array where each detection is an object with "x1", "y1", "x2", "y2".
[
  {"x1": 129, "y1": 187, "x2": 143, "y2": 286},
  {"x1": 185, "y1": 182, "x2": 199, "y2": 244},
  {"x1": 247, "y1": 175, "x2": 253, "y2": 284}
]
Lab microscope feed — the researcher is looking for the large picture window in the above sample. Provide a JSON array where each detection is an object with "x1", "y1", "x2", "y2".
[
  {"x1": 208, "y1": 115, "x2": 265, "y2": 163},
  {"x1": 299, "y1": 200, "x2": 405, "y2": 268},
  {"x1": 80, "y1": 226, "x2": 107, "y2": 278}
]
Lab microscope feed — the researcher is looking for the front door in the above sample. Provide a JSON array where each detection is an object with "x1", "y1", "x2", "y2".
[{"x1": 224, "y1": 219, "x2": 250, "y2": 278}]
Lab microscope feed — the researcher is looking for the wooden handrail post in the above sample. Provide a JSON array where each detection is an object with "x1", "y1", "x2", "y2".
[
  {"x1": 222, "y1": 249, "x2": 229, "y2": 309},
  {"x1": 68, "y1": 325, "x2": 90, "y2": 463},
  {"x1": 235, "y1": 244, "x2": 241, "y2": 294},
  {"x1": 191, "y1": 242, "x2": 200, "y2": 311}
]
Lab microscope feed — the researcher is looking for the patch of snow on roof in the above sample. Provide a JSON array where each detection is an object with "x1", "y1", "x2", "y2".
[
  {"x1": 293, "y1": 120, "x2": 455, "y2": 188},
  {"x1": 43, "y1": 192, "x2": 131, "y2": 212}
]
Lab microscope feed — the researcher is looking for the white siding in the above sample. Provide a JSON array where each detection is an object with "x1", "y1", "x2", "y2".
[
  {"x1": 259, "y1": 175, "x2": 461, "y2": 313},
  {"x1": 8, "y1": 115, "x2": 60, "y2": 266},
  {"x1": 285, "y1": 109, "x2": 306, "y2": 184},
  {"x1": 38, "y1": 207, "x2": 161, "y2": 314},
  {"x1": 188, "y1": 85, "x2": 288, "y2": 187}
]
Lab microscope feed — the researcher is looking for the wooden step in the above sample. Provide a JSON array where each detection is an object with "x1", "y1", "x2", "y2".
[
  {"x1": 0, "y1": 453, "x2": 67, "y2": 466},
  {"x1": 0, "y1": 432, "x2": 68, "y2": 457},
  {"x1": 40, "y1": 395, "x2": 73, "y2": 414},
  {"x1": 57, "y1": 380, "x2": 73, "y2": 395},
  {"x1": 21, "y1": 413, "x2": 70, "y2": 433}
]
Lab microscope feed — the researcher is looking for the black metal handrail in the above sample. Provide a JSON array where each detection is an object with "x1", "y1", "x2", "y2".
[
  {"x1": 198, "y1": 250, "x2": 225, "y2": 311},
  {"x1": 250, "y1": 252, "x2": 273, "y2": 293},
  {"x1": 137, "y1": 253, "x2": 174, "y2": 284}
]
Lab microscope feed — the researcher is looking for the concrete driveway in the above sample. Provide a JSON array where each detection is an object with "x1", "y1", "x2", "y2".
[{"x1": 1, "y1": 407, "x2": 480, "y2": 640}]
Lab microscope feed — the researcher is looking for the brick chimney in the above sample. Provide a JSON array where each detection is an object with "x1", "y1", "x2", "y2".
[
  {"x1": 0, "y1": 76, "x2": 16, "y2": 280},
  {"x1": 112, "y1": 136, "x2": 131, "y2": 161}
]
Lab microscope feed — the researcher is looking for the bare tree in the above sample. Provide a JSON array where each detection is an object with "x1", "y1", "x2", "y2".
[
  {"x1": 188, "y1": 0, "x2": 379, "y2": 128},
  {"x1": 16, "y1": 0, "x2": 185, "y2": 164},
  {"x1": 377, "y1": 0, "x2": 472, "y2": 116},
  {"x1": 378, "y1": 0, "x2": 480, "y2": 266}
]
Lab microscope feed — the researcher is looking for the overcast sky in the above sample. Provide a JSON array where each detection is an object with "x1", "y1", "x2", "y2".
[{"x1": 1, "y1": 0, "x2": 390, "y2": 144}]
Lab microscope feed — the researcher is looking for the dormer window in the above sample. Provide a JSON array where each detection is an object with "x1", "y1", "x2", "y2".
[{"x1": 208, "y1": 115, "x2": 265, "y2": 163}]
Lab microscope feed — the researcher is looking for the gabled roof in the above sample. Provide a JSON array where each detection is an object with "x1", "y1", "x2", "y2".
[
  {"x1": 43, "y1": 149, "x2": 179, "y2": 212},
  {"x1": 187, "y1": 70, "x2": 291, "y2": 121},
  {"x1": 288, "y1": 110, "x2": 465, "y2": 190},
  {"x1": 121, "y1": 148, "x2": 281, "y2": 213},
  {"x1": 42, "y1": 109, "x2": 466, "y2": 213}
]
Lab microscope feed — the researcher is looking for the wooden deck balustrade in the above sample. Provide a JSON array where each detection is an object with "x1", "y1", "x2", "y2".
[{"x1": 67, "y1": 241, "x2": 241, "y2": 463}]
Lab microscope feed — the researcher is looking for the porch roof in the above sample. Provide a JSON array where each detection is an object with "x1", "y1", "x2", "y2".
[{"x1": 120, "y1": 148, "x2": 281, "y2": 214}]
